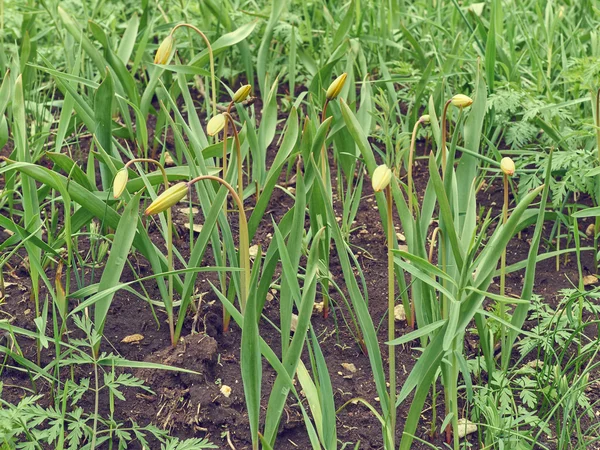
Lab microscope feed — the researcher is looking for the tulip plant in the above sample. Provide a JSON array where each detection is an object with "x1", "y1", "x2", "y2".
[
  {"x1": 113, "y1": 158, "x2": 178, "y2": 346},
  {"x1": 144, "y1": 175, "x2": 250, "y2": 332}
]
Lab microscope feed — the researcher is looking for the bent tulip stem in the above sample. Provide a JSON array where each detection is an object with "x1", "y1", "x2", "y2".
[{"x1": 171, "y1": 23, "x2": 217, "y2": 118}]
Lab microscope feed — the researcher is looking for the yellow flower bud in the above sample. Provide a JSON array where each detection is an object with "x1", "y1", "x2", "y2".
[
  {"x1": 326, "y1": 73, "x2": 347, "y2": 100},
  {"x1": 154, "y1": 34, "x2": 175, "y2": 65},
  {"x1": 113, "y1": 168, "x2": 129, "y2": 199},
  {"x1": 372, "y1": 164, "x2": 393, "y2": 192},
  {"x1": 450, "y1": 94, "x2": 474, "y2": 108},
  {"x1": 500, "y1": 157, "x2": 515, "y2": 177},
  {"x1": 206, "y1": 113, "x2": 226, "y2": 136},
  {"x1": 144, "y1": 182, "x2": 188, "y2": 215},
  {"x1": 420, "y1": 114, "x2": 431, "y2": 124},
  {"x1": 232, "y1": 84, "x2": 252, "y2": 103}
]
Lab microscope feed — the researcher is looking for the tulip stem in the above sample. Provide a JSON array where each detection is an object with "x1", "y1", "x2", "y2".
[
  {"x1": 386, "y1": 184, "x2": 396, "y2": 449},
  {"x1": 223, "y1": 112, "x2": 244, "y2": 206},
  {"x1": 187, "y1": 175, "x2": 250, "y2": 317},
  {"x1": 221, "y1": 112, "x2": 245, "y2": 331},
  {"x1": 440, "y1": 99, "x2": 452, "y2": 180},
  {"x1": 321, "y1": 98, "x2": 331, "y2": 319},
  {"x1": 408, "y1": 119, "x2": 421, "y2": 216},
  {"x1": 171, "y1": 23, "x2": 217, "y2": 118},
  {"x1": 124, "y1": 158, "x2": 176, "y2": 347},
  {"x1": 499, "y1": 172, "x2": 509, "y2": 357},
  {"x1": 595, "y1": 89, "x2": 600, "y2": 273}
]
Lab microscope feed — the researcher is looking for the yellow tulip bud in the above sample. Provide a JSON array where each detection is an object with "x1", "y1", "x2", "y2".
[
  {"x1": 450, "y1": 94, "x2": 474, "y2": 108},
  {"x1": 420, "y1": 114, "x2": 431, "y2": 124},
  {"x1": 326, "y1": 73, "x2": 348, "y2": 100},
  {"x1": 154, "y1": 34, "x2": 175, "y2": 65},
  {"x1": 113, "y1": 168, "x2": 129, "y2": 199},
  {"x1": 232, "y1": 84, "x2": 252, "y2": 103},
  {"x1": 144, "y1": 182, "x2": 188, "y2": 215},
  {"x1": 500, "y1": 157, "x2": 515, "y2": 177},
  {"x1": 206, "y1": 113, "x2": 226, "y2": 136},
  {"x1": 372, "y1": 164, "x2": 393, "y2": 192}
]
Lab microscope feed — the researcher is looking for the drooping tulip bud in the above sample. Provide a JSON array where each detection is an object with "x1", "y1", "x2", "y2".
[
  {"x1": 450, "y1": 94, "x2": 474, "y2": 108},
  {"x1": 154, "y1": 34, "x2": 175, "y2": 65},
  {"x1": 372, "y1": 164, "x2": 393, "y2": 192},
  {"x1": 500, "y1": 157, "x2": 515, "y2": 177},
  {"x1": 326, "y1": 73, "x2": 348, "y2": 100},
  {"x1": 113, "y1": 168, "x2": 129, "y2": 199},
  {"x1": 419, "y1": 114, "x2": 431, "y2": 124},
  {"x1": 206, "y1": 113, "x2": 226, "y2": 136},
  {"x1": 144, "y1": 182, "x2": 188, "y2": 215},
  {"x1": 232, "y1": 84, "x2": 252, "y2": 103}
]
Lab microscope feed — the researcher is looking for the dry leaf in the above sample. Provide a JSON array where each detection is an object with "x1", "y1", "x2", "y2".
[
  {"x1": 184, "y1": 223, "x2": 203, "y2": 233},
  {"x1": 586, "y1": 223, "x2": 595, "y2": 237},
  {"x1": 121, "y1": 334, "x2": 144, "y2": 344},
  {"x1": 456, "y1": 418, "x2": 477, "y2": 438},
  {"x1": 290, "y1": 314, "x2": 299, "y2": 332},
  {"x1": 394, "y1": 304, "x2": 406, "y2": 321},
  {"x1": 220, "y1": 385, "x2": 232, "y2": 398},
  {"x1": 583, "y1": 275, "x2": 598, "y2": 286},
  {"x1": 180, "y1": 206, "x2": 199, "y2": 217},
  {"x1": 525, "y1": 359, "x2": 544, "y2": 370},
  {"x1": 164, "y1": 152, "x2": 175, "y2": 167},
  {"x1": 341, "y1": 363, "x2": 357, "y2": 373},
  {"x1": 249, "y1": 244, "x2": 259, "y2": 259}
]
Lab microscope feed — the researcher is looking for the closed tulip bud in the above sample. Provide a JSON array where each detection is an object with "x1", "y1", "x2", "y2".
[
  {"x1": 113, "y1": 168, "x2": 129, "y2": 199},
  {"x1": 450, "y1": 94, "x2": 474, "y2": 108},
  {"x1": 144, "y1": 182, "x2": 188, "y2": 215},
  {"x1": 500, "y1": 157, "x2": 515, "y2": 176},
  {"x1": 326, "y1": 73, "x2": 347, "y2": 100},
  {"x1": 372, "y1": 164, "x2": 393, "y2": 192},
  {"x1": 419, "y1": 114, "x2": 431, "y2": 124},
  {"x1": 154, "y1": 34, "x2": 175, "y2": 65},
  {"x1": 206, "y1": 113, "x2": 226, "y2": 136},
  {"x1": 232, "y1": 84, "x2": 252, "y2": 103}
]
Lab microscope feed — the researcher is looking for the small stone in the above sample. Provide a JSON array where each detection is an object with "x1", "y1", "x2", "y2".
[
  {"x1": 359, "y1": 228, "x2": 368, "y2": 234},
  {"x1": 220, "y1": 385, "x2": 232, "y2": 398},
  {"x1": 396, "y1": 232, "x2": 406, "y2": 242},
  {"x1": 398, "y1": 244, "x2": 409, "y2": 252},
  {"x1": 456, "y1": 418, "x2": 477, "y2": 438},
  {"x1": 184, "y1": 222, "x2": 203, "y2": 233},
  {"x1": 394, "y1": 304, "x2": 406, "y2": 321},
  {"x1": 24, "y1": 309, "x2": 31, "y2": 315},
  {"x1": 121, "y1": 334, "x2": 144, "y2": 344},
  {"x1": 586, "y1": 223, "x2": 596, "y2": 238},
  {"x1": 266, "y1": 292, "x2": 274, "y2": 302},
  {"x1": 583, "y1": 275, "x2": 598, "y2": 286},
  {"x1": 341, "y1": 363, "x2": 357, "y2": 373},
  {"x1": 313, "y1": 302, "x2": 324, "y2": 313}
]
